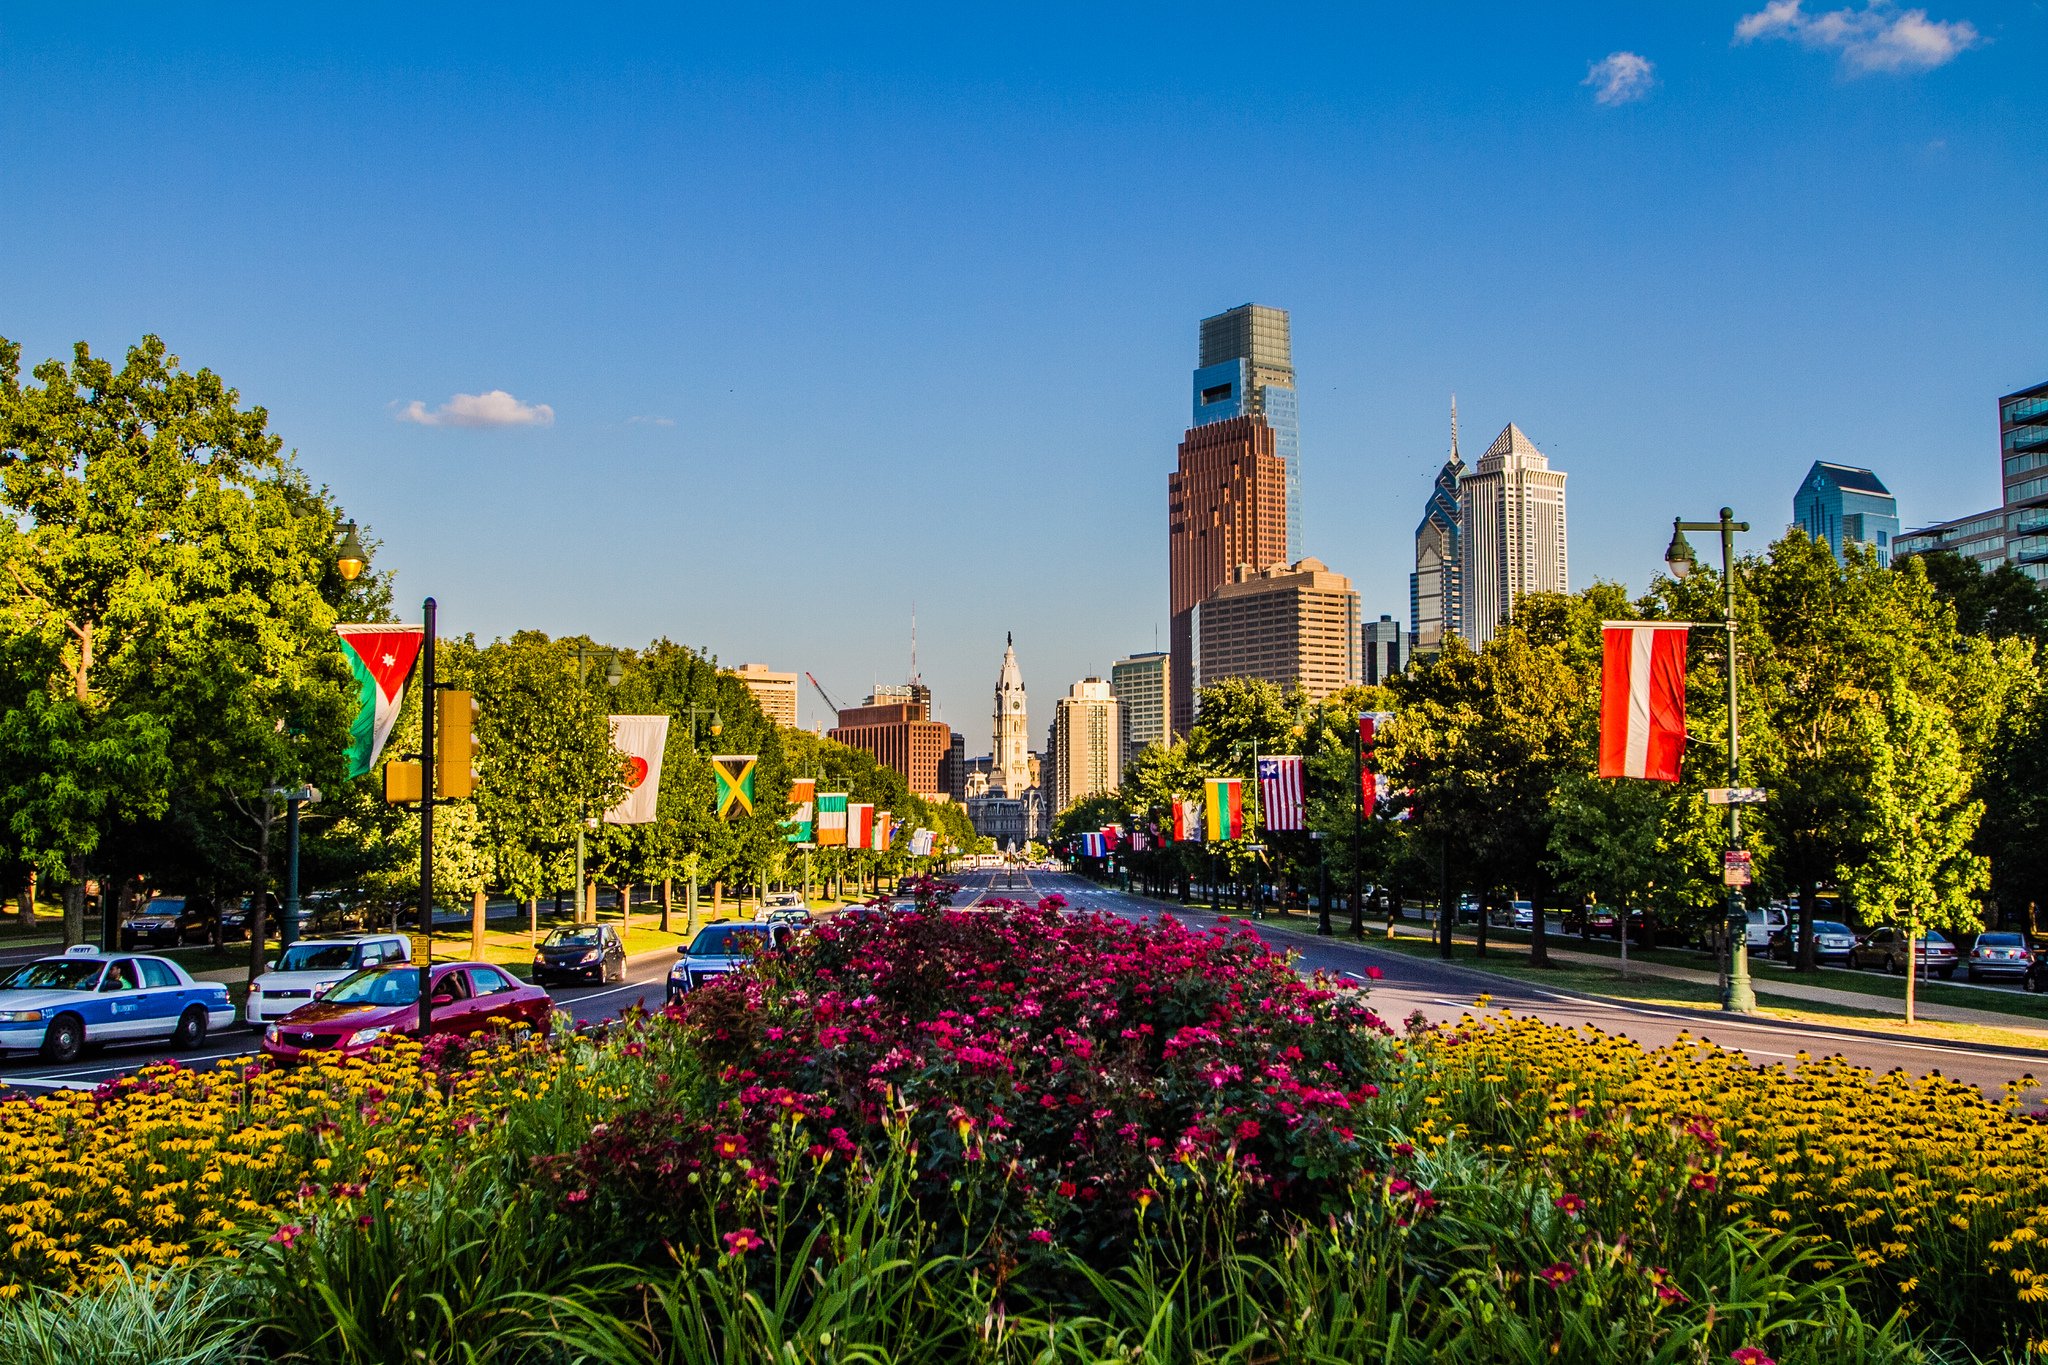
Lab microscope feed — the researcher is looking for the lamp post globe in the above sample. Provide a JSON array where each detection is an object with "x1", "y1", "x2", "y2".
[
  {"x1": 336, "y1": 521, "x2": 369, "y2": 581},
  {"x1": 1663, "y1": 521, "x2": 1696, "y2": 580}
]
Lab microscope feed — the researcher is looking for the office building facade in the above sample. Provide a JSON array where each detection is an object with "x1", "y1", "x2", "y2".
[
  {"x1": 1410, "y1": 399, "x2": 1465, "y2": 655},
  {"x1": 1895, "y1": 509, "x2": 2009, "y2": 569},
  {"x1": 1192, "y1": 304, "x2": 1300, "y2": 563},
  {"x1": 1048, "y1": 678, "x2": 1122, "y2": 820},
  {"x1": 1458, "y1": 423, "x2": 1568, "y2": 648},
  {"x1": 1109, "y1": 651, "x2": 1170, "y2": 770},
  {"x1": 827, "y1": 695, "x2": 951, "y2": 798},
  {"x1": 2002, "y1": 381, "x2": 2048, "y2": 581},
  {"x1": 1793, "y1": 462, "x2": 1900, "y2": 567},
  {"x1": 1195, "y1": 558, "x2": 1361, "y2": 704},
  {"x1": 730, "y1": 662, "x2": 799, "y2": 728},
  {"x1": 1363, "y1": 614, "x2": 1403, "y2": 685}
]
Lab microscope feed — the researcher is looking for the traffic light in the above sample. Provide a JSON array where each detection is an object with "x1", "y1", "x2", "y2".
[
  {"x1": 436, "y1": 690, "x2": 479, "y2": 799},
  {"x1": 385, "y1": 760, "x2": 423, "y2": 803}
]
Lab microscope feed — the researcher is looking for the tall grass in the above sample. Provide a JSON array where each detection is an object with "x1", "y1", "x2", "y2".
[{"x1": 0, "y1": 1263, "x2": 240, "y2": 1365}]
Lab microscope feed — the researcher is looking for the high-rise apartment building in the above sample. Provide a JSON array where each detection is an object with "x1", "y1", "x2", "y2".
[
  {"x1": 2001, "y1": 381, "x2": 2048, "y2": 582},
  {"x1": 1895, "y1": 509, "x2": 2009, "y2": 569},
  {"x1": 939, "y1": 732, "x2": 967, "y2": 803},
  {"x1": 730, "y1": 662, "x2": 799, "y2": 728},
  {"x1": 1794, "y1": 462, "x2": 1899, "y2": 567},
  {"x1": 827, "y1": 690, "x2": 951, "y2": 798},
  {"x1": 1169, "y1": 417, "x2": 1288, "y2": 735},
  {"x1": 1458, "y1": 424, "x2": 1568, "y2": 648},
  {"x1": 1048, "y1": 678, "x2": 1122, "y2": 820},
  {"x1": 1363, "y1": 615, "x2": 1403, "y2": 685},
  {"x1": 1193, "y1": 304, "x2": 1300, "y2": 563},
  {"x1": 1195, "y1": 558, "x2": 1361, "y2": 704},
  {"x1": 1109, "y1": 651, "x2": 1170, "y2": 771},
  {"x1": 1410, "y1": 399, "x2": 1465, "y2": 655}
]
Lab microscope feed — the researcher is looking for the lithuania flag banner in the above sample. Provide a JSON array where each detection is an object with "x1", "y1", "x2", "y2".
[
  {"x1": 713, "y1": 755, "x2": 757, "y2": 820},
  {"x1": 335, "y1": 625, "x2": 425, "y2": 779},
  {"x1": 1204, "y1": 777, "x2": 1244, "y2": 844}
]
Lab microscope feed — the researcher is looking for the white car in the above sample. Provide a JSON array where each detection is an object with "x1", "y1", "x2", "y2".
[
  {"x1": 0, "y1": 945, "x2": 235, "y2": 1063},
  {"x1": 1745, "y1": 905, "x2": 1789, "y2": 949},
  {"x1": 244, "y1": 934, "x2": 411, "y2": 1026}
]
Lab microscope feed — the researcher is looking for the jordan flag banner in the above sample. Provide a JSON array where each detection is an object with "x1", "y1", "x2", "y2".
[
  {"x1": 603, "y1": 716, "x2": 671, "y2": 824},
  {"x1": 1599, "y1": 623, "x2": 1690, "y2": 782},
  {"x1": 817, "y1": 793, "x2": 849, "y2": 846},
  {"x1": 846, "y1": 803, "x2": 875, "y2": 850},
  {"x1": 783, "y1": 777, "x2": 816, "y2": 844},
  {"x1": 713, "y1": 755, "x2": 757, "y2": 820},
  {"x1": 335, "y1": 625, "x2": 425, "y2": 779},
  {"x1": 1258, "y1": 756, "x2": 1306, "y2": 831},
  {"x1": 1204, "y1": 777, "x2": 1244, "y2": 844}
]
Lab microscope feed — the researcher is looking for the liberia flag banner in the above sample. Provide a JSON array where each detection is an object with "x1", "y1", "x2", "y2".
[
  {"x1": 1204, "y1": 777, "x2": 1244, "y2": 844},
  {"x1": 846, "y1": 802, "x2": 874, "y2": 850},
  {"x1": 335, "y1": 625, "x2": 425, "y2": 778},
  {"x1": 1598, "y1": 623, "x2": 1690, "y2": 782},
  {"x1": 1258, "y1": 755, "x2": 1306, "y2": 831},
  {"x1": 1359, "y1": 712, "x2": 1392, "y2": 812},
  {"x1": 817, "y1": 792, "x2": 849, "y2": 846},
  {"x1": 603, "y1": 715, "x2": 671, "y2": 824}
]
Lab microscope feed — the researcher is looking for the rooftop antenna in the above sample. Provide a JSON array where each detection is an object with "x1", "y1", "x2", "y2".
[
  {"x1": 1450, "y1": 392, "x2": 1461, "y2": 462},
  {"x1": 910, "y1": 602, "x2": 920, "y2": 685}
]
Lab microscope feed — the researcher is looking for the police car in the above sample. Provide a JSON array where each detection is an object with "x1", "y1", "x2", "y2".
[{"x1": 0, "y1": 946, "x2": 235, "y2": 1063}]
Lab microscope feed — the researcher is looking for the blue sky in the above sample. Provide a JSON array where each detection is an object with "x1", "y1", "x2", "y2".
[{"x1": 4, "y1": 3, "x2": 2042, "y2": 745}]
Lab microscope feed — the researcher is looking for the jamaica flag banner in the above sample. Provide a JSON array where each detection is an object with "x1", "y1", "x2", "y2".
[
  {"x1": 713, "y1": 755, "x2": 757, "y2": 820},
  {"x1": 335, "y1": 624, "x2": 425, "y2": 778}
]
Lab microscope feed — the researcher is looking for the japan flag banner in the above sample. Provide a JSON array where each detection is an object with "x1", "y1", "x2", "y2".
[{"x1": 1598, "y1": 624, "x2": 1689, "y2": 782}]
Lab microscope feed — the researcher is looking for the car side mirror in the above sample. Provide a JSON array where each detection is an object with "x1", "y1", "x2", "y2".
[
  {"x1": 265, "y1": 960, "x2": 276, "y2": 971},
  {"x1": 676, "y1": 945, "x2": 689, "y2": 955}
]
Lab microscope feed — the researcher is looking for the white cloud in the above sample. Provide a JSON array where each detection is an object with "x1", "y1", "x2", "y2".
[
  {"x1": 626, "y1": 414, "x2": 676, "y2": 427},
  {"x1": 394, "y1": 390, "x2": 555, "y2": 428},
  {"x1": 1583, "y1": 51, "x2": 1656, "y2": 105},
  {"x1": 1735, "y1": 1, "x2": 1979, "y2": 73}
]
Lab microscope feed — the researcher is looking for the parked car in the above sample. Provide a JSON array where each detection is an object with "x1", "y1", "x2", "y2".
[
  {"x1": 667, "y1": 922, "x2": 797, "y2": 1003},
  {"x1": 757, "y1": 892, "x2": 815, "y2": 926},
  {"x1": 0, "y1": 946, "x2": 235, "y2": 1062},
  {"x1": 1848, "y1": 925, "x2": 1958, "y2": 978},
  {"x1": 1510, "y1": 900, "x2": 1535, "y2": 930},
  {"x1": 1967, "y1": 931, "x2": 2033, "y2": 982},
  {"x1": 1770, "y1": 920, "x2": 1858, "y2": 967},
  {"x1": 260, "y1": 962, "x2": 551, "y2": 1061},
  {"x1": 244, "y1": 934, "x2": 412, "y2": 1026},
  {"x1": 1744, "y1": 905, "x2": 1789, "y2": 950},
  {"x1": 119, "y1": 896, "x2": 216, "y2": 949},
  {"x1": 530, "y1": 924, "x2": 626, "y2": 985},
  {"x1": 1563, "y1": 905, "x2": 1618, "y2": 935}
]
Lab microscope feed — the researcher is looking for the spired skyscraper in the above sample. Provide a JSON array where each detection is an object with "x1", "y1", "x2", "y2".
[
  {"x1": 1192, "y1": 305, "x2": 1300, "y2": 562},
  {"x1": 1458, "y1": 422, "x2": 1568, "y2": 648},
  {"x1": 1410, "y1": 397, "x2": 1466, "y2": 655}
]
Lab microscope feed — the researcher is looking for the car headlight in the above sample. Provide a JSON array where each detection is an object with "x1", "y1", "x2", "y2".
[
  {"x1": 578, "y1": 949, "x2": 600, "y2": 964},
  {"x1": 264, "y1": 1025, "x2": 282, "y2": 1044},
  {"x1": 347, "y1": 1026, "x2": 391, "y2": 1047},
  {"x1": 1, "y1": 1009, "x2": 44, "y2": 1023}
]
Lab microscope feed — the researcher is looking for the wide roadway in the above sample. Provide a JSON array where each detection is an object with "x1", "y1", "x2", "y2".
[{"x1": 7, "y1": 868, "x2": 2042, "y2": 1098}]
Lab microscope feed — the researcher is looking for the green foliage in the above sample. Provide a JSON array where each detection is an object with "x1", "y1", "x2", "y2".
[{"x1": 0, "y1": 1264, "x2": 241, "y2": 1365}]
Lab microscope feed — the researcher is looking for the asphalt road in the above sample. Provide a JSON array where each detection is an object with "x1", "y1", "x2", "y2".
[
  {"x1": 976, "y1": 869, "x2": 2048, "y2": 1098},
  {"x1": 10, "y1": 869, "x2": 2043, "y2": 1099}
]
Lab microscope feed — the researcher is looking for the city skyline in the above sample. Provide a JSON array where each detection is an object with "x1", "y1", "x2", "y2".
[{"x1": 2, "y1": 5, "x2": 2041, "y2": 733}]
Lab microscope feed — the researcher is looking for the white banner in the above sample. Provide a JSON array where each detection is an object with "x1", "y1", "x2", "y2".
[{"x1": 604, "y1": 715, "x2": 671, "y2": 824}]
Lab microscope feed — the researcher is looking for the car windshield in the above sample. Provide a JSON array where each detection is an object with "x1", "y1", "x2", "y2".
[
  {"x1": 1814, "y1": 922, "x2": 1853, "y2": 936},
  {"x1": 277, "y1": 943, "x2": 362, "y2": 972},
  {"x1": 690, "y1": 925, "x2": 769, "y2": 957},
  {"x1": 322, "y1": 966, "x2": 421, "y2": 1006},
  {"x1": 1978, "y1": 933, "x2": 2024, "y2": 947},
  {"x1": 1922, "y1": 929, "x2": 1952, "y2": 943},
  {"x1": 542, "y1": 928, "x2": 604, "y2": 947},
  {"x1": 0, "y1": 960, "x2": 103, "y2": 991},
  {"x1": 140, "y1": 901, "x2": 184, "y2": 918}
]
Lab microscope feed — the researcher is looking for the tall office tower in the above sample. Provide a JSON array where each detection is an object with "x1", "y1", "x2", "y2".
[
  {"x1": 1410, "y1": 398, "x2": 1466, "y2": 655},
  {"x1": 729, "y1": 662, "x2": 799, "y2": 728},
  {"x1": 828, "y1": 688, "x2": 952, "y2": 798},
  {"x1": 1193, "y1": 304, "x2": 1300, "y2": 562},
  {"x1": 1458, "y1": 424, "x2": 1568, "y2": 648},
  {"x1": 939, "y1": 732, "x2": 967, "y2": 803},
  {"x1": 1362, "y1": 615, "x2": 1403, "y2": 685},
  {"x1": 1195, "y1": 558, "x2": 1361, "y2": 702},
  {"x1": 1793, "y1": 462, "x2": 1900, "y2": 566},
  {"x1": 2001, "y1": 380, "x2": 2048, "y2": 582},
  {"x1": 991, "y1": 634, "x2": 1032, "y2": 799},
  {"x1": 1049, "y1": 678, "x2": 1122, "y2": 818},
  {"x1": 1168, "y1": 417, "x2": 1289, "y2": 735},
  {"x1": 1109, "y1": 651, "x2": 1170, "y2": 771}
]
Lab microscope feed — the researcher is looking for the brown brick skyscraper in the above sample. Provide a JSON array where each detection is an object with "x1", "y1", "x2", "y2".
[{"x1": 1168, "y1": 415, "x2": 1288, "y2": 735}]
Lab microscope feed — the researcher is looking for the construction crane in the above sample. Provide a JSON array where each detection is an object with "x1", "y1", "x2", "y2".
[{"x1": 805, "y1": 671, "x2": 845, "y2": 720}]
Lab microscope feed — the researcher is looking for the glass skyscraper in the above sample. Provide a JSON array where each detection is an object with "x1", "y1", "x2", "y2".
[{"x1": 1192, "y1": 304, "x2": 1300, "y2": 562}]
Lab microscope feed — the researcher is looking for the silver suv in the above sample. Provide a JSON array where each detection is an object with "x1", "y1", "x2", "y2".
[
  {"x1": 666, "y1": 922, "x2": 796, "y2": 1003},
  {"x1": 244, "y1": 935, "x2": 411, "y2": 1026}
]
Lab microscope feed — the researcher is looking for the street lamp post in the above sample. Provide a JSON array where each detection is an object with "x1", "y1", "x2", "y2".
[
  {"x1": 1312, "y1": 830, "x2": 1330, "y2": 935},
  {"x1": 280, "y1": 784, "x2": 319, "y2": 948},
  {"x1": 1664, "y1": 507, "x2": 1756, "y2": 1014},
  {"x1": 574, "y1": 646, "x2": 624, "y2": 925}
]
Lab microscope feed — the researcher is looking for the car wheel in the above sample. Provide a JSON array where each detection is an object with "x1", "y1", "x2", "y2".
[
  {"x1": 40, "y1": 1014, "x2": 84, "y2": 1064},
  {"x1": 171, "y1": 1005, "x2": 208, "y2": 1050},
  {"x1": 1968, "y1": 969, "x2": 1980, "y2": 982},
  {"x1": 2028, "y1": 973, "x2": 2044, "y2": 994},
  {"x1": 1938, "y1": 968, "x2": 1955, "y2": 980}
]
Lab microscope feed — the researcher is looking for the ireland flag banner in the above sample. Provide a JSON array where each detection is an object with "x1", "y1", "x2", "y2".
[{"x1": 336, "y1": 625, "x2": 425, "y2": 779}]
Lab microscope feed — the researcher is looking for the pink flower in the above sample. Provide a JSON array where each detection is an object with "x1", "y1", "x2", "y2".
[
  {"x1": 1027, "y1": 1229, "x2": 1054, "y2": 1245},
  {"x1": 268, "y1": 1224, "x2": 302, "y2": 1248},
  {"x1": 1537, "y1": 1262, "x2": 1576, "y2": 1289},
  {"x1": 723, "y1": 1227, "x2": 765, "y2": 1255},
  {"x1": 1689, "y1": 1172, "x2": 1718, "y2": 1192},
  {"x1": 1365, "y1": 966, "x2": 1383, "y2": 980},
  {"x1": 565, "y1": 1189, "x2": 591, "y2": 1204},
  {"x1": 1730, "y1": 1350, "x2": 1775, "y2": 1365},
  {"x1": 713, "y1": 1134, "x2": 748, "y2": 1160},
  {"x1": 1553, "y1": 1193, "x2": 1586, "y2": 1216}
]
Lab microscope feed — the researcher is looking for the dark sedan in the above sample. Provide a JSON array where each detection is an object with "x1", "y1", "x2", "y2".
[
  {"x1": 118, "y1": 897, "x2": 215, "y2": 949},
  {"x1": 261, "y1": 962, "x2": 552, "y2": 1061},
  {"x1": 530, "y1": 925, "x2": 626, "y2": 985}
]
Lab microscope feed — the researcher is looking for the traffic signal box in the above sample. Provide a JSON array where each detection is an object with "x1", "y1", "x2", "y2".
[{"x1": 383, "y1": 690, "x2": 479, "y2": 803}]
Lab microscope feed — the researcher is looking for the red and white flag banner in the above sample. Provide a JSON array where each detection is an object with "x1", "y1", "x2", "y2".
[
  {"x1": 604, "y1": 715, "x2": 671, "y2": 824},
  {"x1": 1598, "y1": 623, "x2": 1689, "y2": 782}
]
